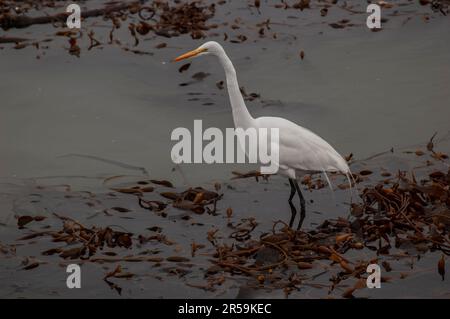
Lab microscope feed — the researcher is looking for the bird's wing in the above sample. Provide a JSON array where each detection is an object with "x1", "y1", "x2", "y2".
[{"x1": 255, "y1": 116, "x2": 349, "y2": 174}]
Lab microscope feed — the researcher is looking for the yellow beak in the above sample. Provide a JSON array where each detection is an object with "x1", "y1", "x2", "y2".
[{"x1": 173, "y1": 48, "x2": 206, "y2": 62}]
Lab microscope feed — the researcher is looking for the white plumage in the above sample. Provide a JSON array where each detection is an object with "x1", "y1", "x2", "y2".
[
  {"x1": 174, "y1": 41, "x2": 350, "y2": 229},
  {"x1": 255, "y1": 116, "x2": 350, "y2": 179}
]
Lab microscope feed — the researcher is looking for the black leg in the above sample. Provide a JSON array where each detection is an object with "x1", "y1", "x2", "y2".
[
  {"x1": 288, "y1": 178, "x2": 296, "y2": 201},
  {"x1": 293, "y1": 179, "x2": 306, "y2": 230},
  {"x1": 288, "y1": 179, "x2": 297, "y2": 228}
]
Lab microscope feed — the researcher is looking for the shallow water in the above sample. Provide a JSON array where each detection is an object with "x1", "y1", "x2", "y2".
[
  {"x1": 1, "y1": 145, "x2": 449, "y2": 299},
  {"x1": 0, "y1": 0, "x2": 449, "y2": 298},
  {"x1": 1, "y1": 0, "x2": 449, "y2": 184}
]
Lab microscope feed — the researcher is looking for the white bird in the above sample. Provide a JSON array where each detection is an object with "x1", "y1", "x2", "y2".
[{"x1": 174, "y1": 41, "x2": 351, "y2": 229}]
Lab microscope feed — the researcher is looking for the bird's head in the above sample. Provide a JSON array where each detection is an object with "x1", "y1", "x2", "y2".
[{"x1": 173, "y1": 41, "x2": 224, "y2": 62}]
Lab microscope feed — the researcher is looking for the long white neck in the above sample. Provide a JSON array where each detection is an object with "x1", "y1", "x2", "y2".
[{"x1": 217, "y1": 51, "x2": 253, "y2": 129}]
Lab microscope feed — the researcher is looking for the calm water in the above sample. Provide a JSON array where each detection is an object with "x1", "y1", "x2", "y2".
[
  {"x1": 0, "y1": 1, "x2": 449, "y2": 185},
  {"x1": 0, "y1": 0, "x2": 449, "y2": 298}
]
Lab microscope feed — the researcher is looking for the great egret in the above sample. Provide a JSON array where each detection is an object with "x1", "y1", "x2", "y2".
[{"x1": 174, "y1": 41, "x2": 351, "y2": 229}]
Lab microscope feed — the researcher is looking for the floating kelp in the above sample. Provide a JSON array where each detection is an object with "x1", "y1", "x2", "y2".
[
  {"x1": 203, "y1": 162, "x2": 450, "y2": 296},
  {"x1": 0, "y1": 0, "x2": 447, "y2": 59},
  {"x1": 6, "y1": 153, "x2": 449, "y2": 297}
]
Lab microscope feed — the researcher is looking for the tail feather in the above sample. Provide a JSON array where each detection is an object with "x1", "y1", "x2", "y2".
[
  {"x1": 322, "y1": 171, "x2": 336, "y2": 205},
  {"x1": 345, "y1": 172, "x2": 354, "y2": 204}
]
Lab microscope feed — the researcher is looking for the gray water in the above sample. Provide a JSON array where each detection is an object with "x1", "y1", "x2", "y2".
[
  {"x1": 0, "y1": 0, "x2": 449, "y2": 298},
  {"x1": 1, "y1": 1, "x2": 449, "y2": 185}
]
